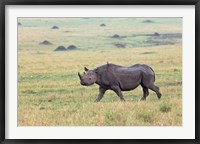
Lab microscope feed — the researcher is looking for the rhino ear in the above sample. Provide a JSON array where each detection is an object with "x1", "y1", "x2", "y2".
[
  {"x1": 84, "y1": 67, "x2": 89, "y2": 71},
  {"x1": 94, "y1": 68, "x2": 99, "y2": 73}
]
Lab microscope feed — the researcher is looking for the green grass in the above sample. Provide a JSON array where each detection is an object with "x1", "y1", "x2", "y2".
[
  {"x1": 18, "y1": 18, "x2": 182, "y2": 50},
  {"x1": 18, "y1": 18, "x2": 182, "y2": 126}
]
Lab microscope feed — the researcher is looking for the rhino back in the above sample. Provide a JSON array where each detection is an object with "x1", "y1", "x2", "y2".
[
  {"x1": 95, "y1": 63, "x2": 155, "y2": 91},
  {"x1": 129, "y1": 64, "x2": 155, "y2": 75},
  {"x1": 95, "y1": 64, "x2": 122, "y2": 88}
]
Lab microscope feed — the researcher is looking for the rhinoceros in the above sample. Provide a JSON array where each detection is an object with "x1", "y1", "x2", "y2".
[{"x1": 78, "y1": 63, "x2": 161, "y2": 102}]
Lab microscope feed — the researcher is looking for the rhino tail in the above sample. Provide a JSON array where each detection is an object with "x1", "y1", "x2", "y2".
[{"x1": 148, "y1": 66, "x2": 155, "y2": 82}]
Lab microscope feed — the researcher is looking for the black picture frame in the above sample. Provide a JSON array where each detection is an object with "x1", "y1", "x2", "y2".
[{"x1": 0, "y1": 0, "x2": 199, "y2": 143}]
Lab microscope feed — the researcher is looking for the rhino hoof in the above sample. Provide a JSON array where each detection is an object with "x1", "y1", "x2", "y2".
[
  {"x1": 157, "y1": 93, "x2": 162, "y2": 99},
  {"x1": 120, "y1": 98, "x2": 126, "y2": 102},
  {"x1": 94, "y1": 99, "x2": 100, "y2": 102},
  {"x1": 140, "y1": 97, "x2": 146, "y2": 101}
]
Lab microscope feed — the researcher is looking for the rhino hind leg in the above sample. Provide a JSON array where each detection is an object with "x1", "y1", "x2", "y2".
[
  {"x1": 148, "y1": 84, "x2": 162, "y2": 99},
  {"x1": 140, "y1": 86, "x2": 149, "y2": 101},
  {"x1": 141, "y1": 73, "x2": 161, "y2": 100}
]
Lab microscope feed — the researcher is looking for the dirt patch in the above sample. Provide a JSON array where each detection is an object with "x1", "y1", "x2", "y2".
[
  {"x1": 131, "y1": 32, "x2": 181, "y2": 47},
  {"x1": 54, "y1": 45, "x2": 77, "y2": 51},
  {"x1": 64, "y1": 30, "x2": 72, "y2": 33},
  {"x1": 132, "y1": 32, "x2": 160, "y2": 37},
  {"x1": 54, "y1": 46, "x2": 67, "y2": 51},
  {"x1": 160, "y1": 33, "x2": 182, "y2": 39},
  {"x1": 166, "y1": 81, "x2": 182, "y2": 86},
  {"x1": 113, "y1": 43, "x2": 126, "y2": 48},
  {"x1": 67, "y1": 45, "x2": 77, "y2": 50},
  {"x1": 100, "y1": 23, "x2": 106, "y2": 27},
  {"x1": 142, "y1": 19, "x2": 154, "y2": 23},
  {"x1": 173, "y1": 68, "x2": 181, "y2": 72},
  {"x1": 154, "y1": 32, "x2": 160, "y2": 36},
  {"x1": 145, "y1": 39, "x2": 175, "y2": 46},
  {"x1": 112, "y1": 34, "x2": 120, "y2": 38},
  {"x1": 51, "y1": 26, "x2": 59, "y2": 29},
  {"x1": 39, "y1": 40, "x2": 53, "y2": 45},
  {"x1": 132, "y1": 33, "x2": 181, "y2": 38},
  {"x1": 140, "y1": 52, "x2": 156, "y2": 55}
]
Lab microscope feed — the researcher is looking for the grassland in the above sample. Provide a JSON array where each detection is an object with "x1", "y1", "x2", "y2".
[{"x1": 18, "y1": 18, "x2": 182, "y2": 126}]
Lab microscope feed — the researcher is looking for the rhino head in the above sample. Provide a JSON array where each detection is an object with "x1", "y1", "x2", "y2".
[{"x1": 78, "y1": 67, "x2": 98, "y2": 86}]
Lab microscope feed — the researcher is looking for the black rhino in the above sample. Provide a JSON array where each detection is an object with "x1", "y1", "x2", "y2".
[{"x1": 78, "y1": 63, "x2": 161, "y2": 102}]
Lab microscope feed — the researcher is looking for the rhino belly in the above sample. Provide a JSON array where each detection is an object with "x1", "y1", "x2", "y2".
[{"x1": 118, "y1": 75, "x2": 141, "y2": 91}]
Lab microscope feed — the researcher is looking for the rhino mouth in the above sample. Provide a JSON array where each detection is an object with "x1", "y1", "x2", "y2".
[
  {"x1": 80, "y1": 81, "x2": 94, "y2": 86},
  {"x1": 80, "y1": 81, "x2": 89, "y2": 86}
]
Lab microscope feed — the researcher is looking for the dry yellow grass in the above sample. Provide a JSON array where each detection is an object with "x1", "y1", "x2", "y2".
[
  {"x1": 18, "y1": 18, "x2": 182, "y2": 126},
  {"x1": 18, "y1": 45, "x2": 182, "y2": 126}
]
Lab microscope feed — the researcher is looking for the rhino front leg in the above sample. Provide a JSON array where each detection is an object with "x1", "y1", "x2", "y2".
[
  {"x1": 94, "y1": 87, "x2": 107, "y2": 102},
  {"x1": 111, "y1": 86, "x2": 125, "y2": 101}
]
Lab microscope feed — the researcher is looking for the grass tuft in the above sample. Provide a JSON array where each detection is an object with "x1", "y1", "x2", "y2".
[
  {"x1": 160, "y1": 103, "x2": 172, "y2": 113},
  {"x1": 136, "y1": 111, "x2": 154, "y2": 123}
]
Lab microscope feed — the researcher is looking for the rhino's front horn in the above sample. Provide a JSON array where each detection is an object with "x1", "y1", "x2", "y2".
[{"x1": 78, "y1": 72, "x2": 82, "y2": 79}]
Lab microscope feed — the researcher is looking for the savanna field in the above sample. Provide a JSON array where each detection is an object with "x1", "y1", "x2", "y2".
[{"x1": 18, "y1": 18, "x2": 182, "y2": 126}]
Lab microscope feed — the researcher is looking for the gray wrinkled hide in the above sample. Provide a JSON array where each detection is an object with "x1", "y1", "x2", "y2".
[{"x1": 78, "y1": 63, "x2": 161, "y2": 102}]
